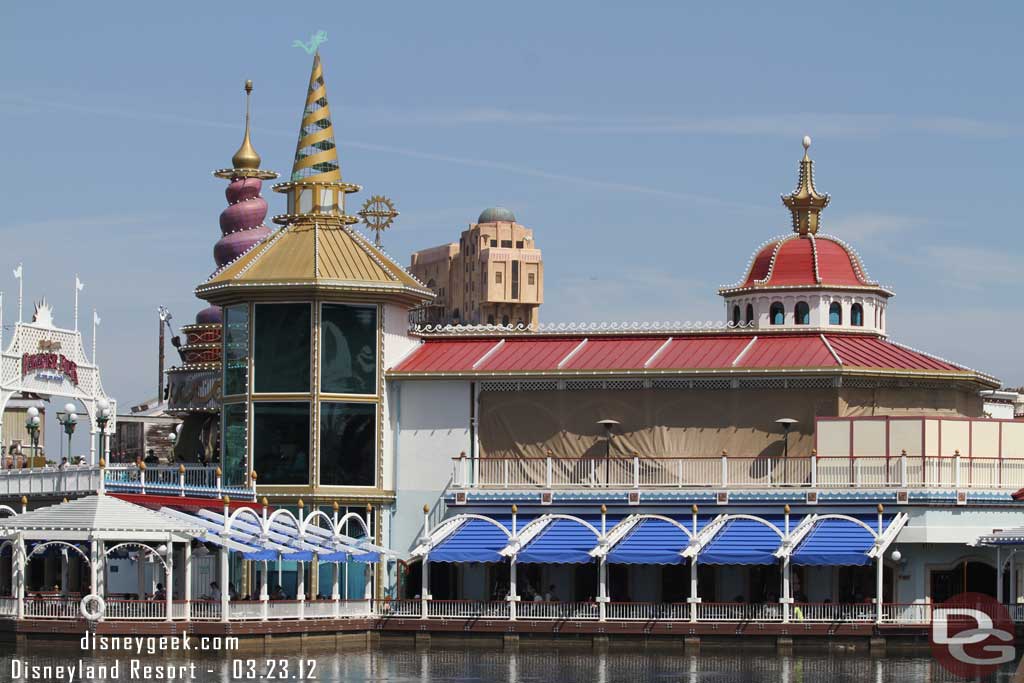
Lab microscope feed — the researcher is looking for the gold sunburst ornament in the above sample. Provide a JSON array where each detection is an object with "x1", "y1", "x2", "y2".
[{"x1": 359, "y1": 195, "x2": 399, "y2": 246}]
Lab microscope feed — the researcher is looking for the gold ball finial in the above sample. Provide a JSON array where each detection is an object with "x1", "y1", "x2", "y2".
[
  {"x1": 63, "y1": 497, "x2": 68, "y2": 504},
  {"x1": 721, "y1": 449, "x2": 728, "y2": 457},
  {"x1": 297, "y1": 498, "x2": 304, "y2": 509},
  {"x1": 784, "y1": 504, "x2": 791, "y2": 514},
  {"x1": 691, "y1": 504, "x2": 698, "y2": 514},
  {"x1": 245, "y1": 79, "x2": 253, "y2": 93},
  {"x1": 223, "y1": 496, "x2": 230, "y2": 505},
  {"x1": 20, "y1": 496, "x2": 27, "y2": 506},
  {"x1": 231, "y1": 80, "x2": 261, "y2": 170},
  {"x1": 367, "y1": 503, "x2": 373, "y2": 512},
  {"x1": 423, "y1": 504, "x2": 430, "y2": 513},
  {"x1": 250, "y1": 471, "x2": 258, "y2": 482},
  {"x1": 139, "y1": 461, "x2": 147, "y2": 471},
  {"x1": 600, "y1": 504, "x2": 607, "y2": 514},
  {"x1": 877, "y1": 504, "x2": 884, "y2": 513},
  {"x1": 511, "y1": 504, "x2": 518, "y2": 514},
  {"x1": 178, "y1": 464, "x2": 186, "y2": 474},
  {"x1": 98, "y1": 458, "x2": 106, "y2": 469},
  {"x1": 333, "y1": 501, "x2": 340, "y2": 512},
  {"x1": 261, "y1": 496, "x2": 269, "y2": 507},
  {"x1": 215, "y1": 467, "x2": 222, "y2": 478}
]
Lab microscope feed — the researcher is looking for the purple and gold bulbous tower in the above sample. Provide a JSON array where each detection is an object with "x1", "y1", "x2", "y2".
[
  {"x1": 166, "y1": 81, "x2": 278, "y2": 458},
  {"x1": 203, "y1": 80, "x2": 279, "y2": 325}
]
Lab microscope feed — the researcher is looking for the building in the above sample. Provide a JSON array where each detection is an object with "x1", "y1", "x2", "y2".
[
  {"x1": 1, "y1": 393, "x2": 47, "y2": 463},
  {"x1": 409, "y1": 207, "x2": 543, "y2": 327}
]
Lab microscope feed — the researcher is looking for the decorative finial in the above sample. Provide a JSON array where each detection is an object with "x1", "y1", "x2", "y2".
[
  {"x1": 877, "y1": 503, "x2": 884, "y2": 513},
  {"x1": 691, "y1": 504, "x2": 698, "y2": 514},
  {"x1": 784, "y1": 504, "x2": 790, "y2": 514},
  {"x1": 423, "y1": 504, "x2": 429, "y2": 513},
  {"x1": 600, "y1": 504, "x2": 607, "y2": 514},
  {"x1": 359, "y1": 196, "x2": 399, "y2": 247},
  {"x1": 333, "y1": 501, "x2": 340, "y2": 511},
  {"x1": 223, "y1": 495, "x2": 230, "y2": 505},
  {"x1": 782, "y1": 135, "x2": 830, "y2": 236},
  {"x1": 297, "y1": 498, "x2": 304, "y2": 509},
  {"x1": 261, "y1": 496, "x2": 269, "y2": 507},
  {"x1": 511, "y1": 504, "x2": 518, "y2": 514},
  {"x1": 292, "y1": 30, "x2": 328, "y2": 56},
  {"x1": 289, "y1": 53, "x2": 341, "y2": 183},
  {"x1": 231, "y1": 80, "x2": 262, "y2": 170}
]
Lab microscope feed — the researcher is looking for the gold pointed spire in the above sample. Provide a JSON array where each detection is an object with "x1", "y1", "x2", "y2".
[
  {"x1": 781, "y1": 135, "x2": 830, "y2": 235},
  {"x1": 231, "y1": 80, "x2": 261, "y2": 170},
  {"x1": 290, "y1": 53, "x2": 342, "y2": 183}
]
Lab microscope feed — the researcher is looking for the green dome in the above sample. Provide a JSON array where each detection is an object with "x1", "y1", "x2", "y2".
[{"x1": 478, "y1": 207, "x2": 516, "y2": 223}]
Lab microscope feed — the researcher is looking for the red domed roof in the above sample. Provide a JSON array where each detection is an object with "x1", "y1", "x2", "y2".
[{"x1": 724, "y1": 234, "x2": 883, "y2": 293}]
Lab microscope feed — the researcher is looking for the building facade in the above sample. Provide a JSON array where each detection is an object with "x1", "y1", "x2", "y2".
[{"x1": 409, "y1": 207, "x2": 543, "y2": 327}]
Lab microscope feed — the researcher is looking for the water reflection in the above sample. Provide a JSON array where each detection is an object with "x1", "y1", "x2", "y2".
[{"x1": 0, "y1": 645, "x2": 1020, "y2": 683}]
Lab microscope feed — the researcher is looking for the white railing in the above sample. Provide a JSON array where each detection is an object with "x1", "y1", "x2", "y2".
[
  {"x1": 266, "y1": 600, "x2": 302, "y2": 620},
  {"x1": 795, "y1": 602, "x2": 876, "y2": 622},
  {"x1": 0, "y1": 466, "x2": 99, "y2": 496},
  {"x1": 190, "y1": 600, "x2": 221, "y2": 620},
  {"x1": 227, "y1": 601, "x2": 264, "y2": 620},
  {"x1": 0, "y1": 597, "x2": 16, "y2": 617},
  {"x1": 426, "y1": 600, "x2": 510, "y2": 619},
  {"x1": 104, "y1": 465, "x2": 253, "y2": 499},
  {"x1": 696, "y1": 602, "x2": 783, "y2": 622},
  {"x1": 606, "y1": 602, "x2": 690, "y2": 621},
  {"x1": 304, "y1": 601, "x2": 339, "y2": 619},
  {"x1": 105, "y1": 600, "x2": 166, "y2": 620},
  {"x1": 24, "y1": 596, "x2": 79, "y2": 619},
  {"x1": 456, "y1": 455, "x2": 1024, "y2": 490},
  {"x1": 517, "y1": 601, "x2": 600, "y2": 620},
  {"x1": 171, "y1": 601, "x2": 189, "y2": 620},
  {"x1": 375, "y1": 599, "x2": 421, "y2": 617},
  {"x1": 882, "y1": 603, "x2": 931, "y2": 624},
  {"x1": 337, "y1": 600, "x2": 373, "y2": 618}
]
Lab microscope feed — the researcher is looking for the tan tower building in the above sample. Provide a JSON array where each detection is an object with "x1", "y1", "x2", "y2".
[{"x1": 409, "y1": 207, "x2": 543, "y2": 327}]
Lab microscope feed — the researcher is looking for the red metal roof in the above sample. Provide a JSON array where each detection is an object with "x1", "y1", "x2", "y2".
[
  {"x1": 561, "y1": 337, "x2": 666, "y2": 370},
  {"x1": 476, "y1": 338, "x2": 580, "y2": 372},
  {"x1": 391, "y1": 339, "x2": 496, "y2": 373},
  {"x1": 738, "y1": 236, "x2": 869, "y2": 290},
  {"x1": 647, "y1": 336, "x2": 752, "y2": 369},
  {"x1": 825, "y1": 335, "x2": 960, "y2": 371},
  {"x1": 389, "y1": 333, "x2": 979, "y2": 378}
]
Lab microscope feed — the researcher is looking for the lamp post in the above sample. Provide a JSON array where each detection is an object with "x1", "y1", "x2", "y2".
[
  {"x1": 24, "y1": 407, "x2": 41, "y2": 466},
  {"x1": 596, "y1": 419, "x2": 620, "y2": 484},
  {"x1": 56, "y1": 403, "x2": 78, "y2": 465},
  {"x1": 95, "y1": 399, "x2": 112, "y2": 466},
  {"x1": 775, "y1": 418, "x2": 798, "y2": 478}
]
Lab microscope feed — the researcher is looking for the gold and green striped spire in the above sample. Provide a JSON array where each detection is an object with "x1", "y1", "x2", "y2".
[{"x1": 290, "y1": 53, "x2": 341, "y2": 183}]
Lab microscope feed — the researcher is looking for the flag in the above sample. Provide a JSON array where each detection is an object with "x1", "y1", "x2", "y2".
[
  {"x1": 76, "y1": 276, "x2": 84, "y2": 292},
  {"x1": 93, "y1": 311, "x2": 101, "y2": 326},
  {"x1": 12, "y1": 264, "x2": 22, "y2": 280}
]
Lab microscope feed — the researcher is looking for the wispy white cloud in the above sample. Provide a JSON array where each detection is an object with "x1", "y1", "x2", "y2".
[
  {"x1": 825, "y1": 213, "x2": 922, "y2": 243},
  {"x1": 916, "y1": 244, "x2": 1021, "y2": 288}
]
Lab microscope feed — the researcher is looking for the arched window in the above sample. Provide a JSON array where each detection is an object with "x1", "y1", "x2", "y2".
[
  {"x1": 851, "y1": 303, "x2": 864, "y2": 326},
  {"x1": 745, "y1": 304, "x2": 754, "y2": 324},
  {"x1": 770, "y1": 302, "x2": 785, "y2": 325},
  {"x1": 795, "y1": 301, "x2": 810, "y2": 325},
  {"x1": 829, "y1": 302, "x2": 842, "y2": 325},
  {"x1": 732, "y1": 305, "x2": 741, "y2": 325}
]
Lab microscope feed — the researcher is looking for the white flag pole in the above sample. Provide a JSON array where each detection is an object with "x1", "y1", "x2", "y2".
[
  {"x1": 74, "y1": 275, "x2": 84, "y2": 331},
  {"x1": 13, "y1": 263, "x2": 22, "y2": 323},
  {"x1": 92, "y1": 309, "x2": 100, "y2": 365},
  {"x1": 0, "y1": 290, "x2": 4, "y2": 351}
]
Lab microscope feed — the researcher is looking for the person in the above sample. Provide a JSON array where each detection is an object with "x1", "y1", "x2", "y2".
[
  {"x1": 209, "y1": 581, "x2": 221, "y2": 601},
  {"x1": 58, "y1": 457, "x2": 67, "y2": 471},
  {"x1": 153, "y1": 583, "x2": 166, "y2": 601},
  {"x1": 544, "y1": 584, "x2": 558, "y2": 602},
  {"x1": 144, "y1": 449, "x2": 159, "y2": 464},
  {"x1": 228, "y1": 583, "x2": 239, "y2": 601},
  {"x1": 270, "y1": 584, "x2": 286, "y2": 600}
]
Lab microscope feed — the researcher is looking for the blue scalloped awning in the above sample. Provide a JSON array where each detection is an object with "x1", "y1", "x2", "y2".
[
  {"x1": 607, "y1": 516, "x2": 712, "y2": 565},
  {"x1": 518, "y1": 516, "x2": 618, "y2": 564},
  {"x1": 792, "y1": 515, "x2": 890, "y2": 566},
  {"x1": 699, "y1": 515, "x2": 796, "y2": 565},
  {"x1": 430, "y1": 516, "x2": 519, "y2": 563}
]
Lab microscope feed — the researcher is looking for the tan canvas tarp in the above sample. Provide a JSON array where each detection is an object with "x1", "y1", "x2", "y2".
[
  {"x1": 479, "y1": 389, "x2": 839, "y2": 459},
  {"x1": 839, "y1": 387, "x2": 983, "y2": 417}
]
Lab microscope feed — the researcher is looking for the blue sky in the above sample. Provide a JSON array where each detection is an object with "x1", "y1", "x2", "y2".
[{"x1": 1, "y1": 2, "x2": 1021, "y2": 451}]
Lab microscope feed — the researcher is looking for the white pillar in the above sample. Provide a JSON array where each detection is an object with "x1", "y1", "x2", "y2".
[
  {"x1": 508, "y1": 559, "x2": 518, "y2": 621},
  {"x1": 219, "y1": 546, "x2": 229, "y2": 622},
  {"x1": 298, "y1": 561, "x2": 306, "y2": 620},
  {"x1": 165, "y1": 541, "x2": 173, "y2": 621},
  {"x1": 598, "y1": 556, "x2": 608, "y2": 622},
  {"x1": 15, "y1": 534, "x2": 25, "y2": 620},
  {"x1": 875, "y1": 555, "x2": 884, "y2": 624},
  {"x1": 1012, "y1": 551, "x2": 1018, "y2": 604},
  {"x1": 689, "y1": 559, "x2": 699, "y2": 622},
  {"x1": 421, "y1": 558, "x2": 430, "y2": 619},
  {"x1": 782, "y1": 555, "x2": 791, "y2": 623},
  {"x1": 136, "y1": 552, "x2": 145, "y2": 599},
  {"x1": 261, "y1": 560, "x2": 269, "y2": 621},
  {"x1": 331, "y1": 561, "x2": 340, "y2": 618},
  {"x1": 183, "y1": 542, "x2": 191, "y2": 621}
]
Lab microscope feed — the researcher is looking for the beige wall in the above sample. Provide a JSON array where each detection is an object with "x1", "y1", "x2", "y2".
[{"x1": 817, "y1": 415, "x2": 1024, "y2": 459}]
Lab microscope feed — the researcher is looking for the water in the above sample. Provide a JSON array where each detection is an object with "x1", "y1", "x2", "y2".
[{"x1": 0, "y1": 644, "x2": 1020, "y2": 682}]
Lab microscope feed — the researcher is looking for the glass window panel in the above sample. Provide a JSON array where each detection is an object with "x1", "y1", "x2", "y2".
[
  {"x1": 222, "y1": 403, "x2": 247, "y2": 486},
  {"x1": 319, "y1": 402, "x2": 376, "y2": 486},
  {"x1": 321, "y1": 304, "x2": 377, "y2": 395},
  {"x1": 253, "y1": 402, "x2": 310, "y2": 485},
  {"x1": 223, "y1": 304, "x2": 249, "y2": 396},
  {"x1": 254, "y1": 303, "x2": 311, "y2": 393}
]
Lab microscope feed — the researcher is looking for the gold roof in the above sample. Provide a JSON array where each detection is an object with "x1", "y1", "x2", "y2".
[
  {"x1": 196, "y1": 221, "x2": 433, "y2": 305},
  {"x1": 781, "y1": 136, "x2": 831, "y2": 235}
]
